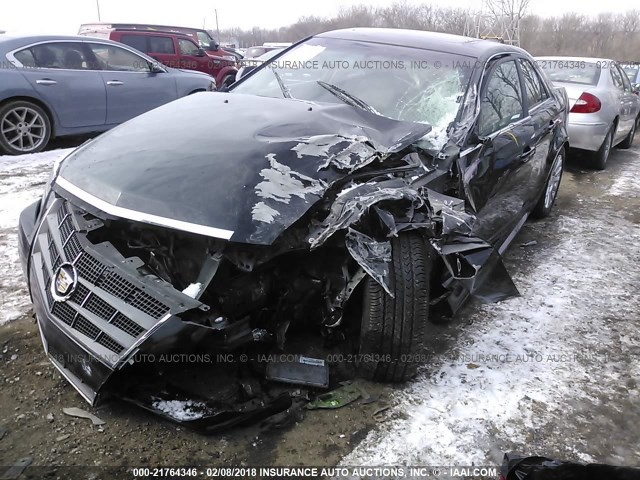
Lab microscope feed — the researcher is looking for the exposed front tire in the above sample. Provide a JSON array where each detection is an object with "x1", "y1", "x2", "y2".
[
  {"x1": 532, "y1": 147, "x2": 564, "y2": 219},
  {"x1": 618, "y1": 120, "x2": 636, "y2": 149},
  {"x1": 0, "y1": 100, "x2": 51, "y2": 155},
  {"x1": 591, "y1": 126, "x2": 613, "y2": 170},
  {"x1": 357, "y1": 232, "x2": 430, "y2": 382}
]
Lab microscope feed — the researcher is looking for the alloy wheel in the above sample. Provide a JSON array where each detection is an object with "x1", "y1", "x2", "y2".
[
  {"x1": 0, "y1": 106, "x2": 47, "y2": 153},
  {"x1": 544, "y1": 152, "x2": 563, "y2": 210}
]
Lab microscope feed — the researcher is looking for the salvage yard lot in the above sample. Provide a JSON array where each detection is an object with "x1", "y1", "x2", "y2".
[{"x1": 1, "y1": 143, "x2": 639, "y2": 472}]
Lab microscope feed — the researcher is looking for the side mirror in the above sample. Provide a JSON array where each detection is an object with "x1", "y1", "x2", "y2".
[
  {"x1": 196, "y1": 48, "x2": 206, "y2": 57},
  {"x1": 149, "y1": 61, "x2": 165, "y2": 73},
  {"x1": 633, "y1": 83, "x2": 640, "y2": 94},
  {"x1": 209, "y1": 41, "x2": 219, "y2": 51}
]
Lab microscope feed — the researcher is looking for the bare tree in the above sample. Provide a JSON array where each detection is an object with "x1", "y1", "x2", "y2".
[
  {"x1": 484, "y1": 0, "x2": 531, "y2": 44},
  {"x1": 219, "y1": 3, "x2": 640, "y2": 61}
]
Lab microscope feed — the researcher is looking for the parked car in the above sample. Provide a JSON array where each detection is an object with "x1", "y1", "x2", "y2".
[
  {"x1": 537, "y1": 56, "x2": 639, "y2": 169},
  {"x1": 621, "y1": 63, "x2": 640, "y2": 91},
  {"x1": 19, "y1": 28, "x2": 568, "y2": 419},
  {"x1": 243, "y1": 44, "x2": 290, "y2": 59},
  {"x1": 236, "y1": 48, "x2": 284, "y2": 80},
  {"x1": 0, "y1": 35, "x2": 216, "y2": 155},
  {"x1": 91, "y1": 29, "x2": 238, "y2": 88},
  {"x1": 79, "y1": 23, "x2": 222, "y2": 55}
]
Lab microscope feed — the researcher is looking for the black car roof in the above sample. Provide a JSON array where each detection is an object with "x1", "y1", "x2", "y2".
[{"x1": 316, "y1": 28, "x2": 526, "y2": 59}]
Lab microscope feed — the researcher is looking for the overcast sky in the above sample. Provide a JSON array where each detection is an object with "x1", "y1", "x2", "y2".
[{"x1": 1, "y1": 0, "x2": 638, "y2": 35}]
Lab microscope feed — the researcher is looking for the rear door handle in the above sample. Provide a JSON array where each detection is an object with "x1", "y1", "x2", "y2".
[
  {"x1": 106, "y1": 80, "x2": 124, "y2": 86},
  {"x1": 519, "y1": 146, "x2": 536, "y2": 162},
  {"x1": 36, "y1": 79, "x2": 57, "y2": 85}
]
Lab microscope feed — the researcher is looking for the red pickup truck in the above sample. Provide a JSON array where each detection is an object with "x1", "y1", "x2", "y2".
[{"x1": 79, "y1": 25, "x2": 238, "y2": 88}]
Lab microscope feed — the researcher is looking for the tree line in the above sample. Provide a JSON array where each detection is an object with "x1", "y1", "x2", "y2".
[{"x1": 220, "y1": 2, "x2": 640, "y2": 62}]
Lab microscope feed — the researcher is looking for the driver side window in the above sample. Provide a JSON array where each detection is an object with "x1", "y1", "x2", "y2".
[
  {"x1": 178, "y1": 39, "x2": 200, "y2": 56},
  {"x1": 87, "y1": 44, "x2": 150, "y2": 72},
  {"x1": 478, "y1": 60, "x2": 524, "y2": 136}
]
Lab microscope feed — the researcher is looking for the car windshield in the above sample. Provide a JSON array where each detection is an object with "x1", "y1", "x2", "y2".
[
  {"x1": 197, "y1": 31, "x2": 212, "y2": 48},
  {"x1": 233, "y1": 37, "x2": 474, "y2": 135},
  {"x1": 622, "y1": 65, "x2": 639, "y2": 82},
  {"x1": 537, "y1": 59, "x2": 601, "y2": 86}
]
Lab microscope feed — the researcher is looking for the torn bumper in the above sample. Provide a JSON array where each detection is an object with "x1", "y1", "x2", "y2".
[{"x1": 20, "y1": 198, "x2": 207, "y2": 405}]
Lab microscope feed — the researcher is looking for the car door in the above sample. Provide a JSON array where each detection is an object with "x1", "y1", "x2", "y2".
[
  {"x1": 146, "y1": 35, "x2": 180, "y2": 69},
  {"x1": 177, "y1": 37, "x2": 208, "y2": 75},
  {"x1": 459, "y1": 57, "x2": 532, "y2": 245},
  {"x1": 609, "y1": 65, "x2": 634, "y2": 141},
  {"x1": 13, "y1": 41, "x2": 106, "y2": 128},
  {"x1": 517, "y1": 57, "x2": 563, "y2": 207},
  {"x1": 85, "y1": 42, "x2": 177, "y2": 125}
]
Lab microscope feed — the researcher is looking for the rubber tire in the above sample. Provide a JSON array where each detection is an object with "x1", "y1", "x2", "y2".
[
  {"x1": 618, "y1": 120, "x2": 636, "y2": 149},
  {"x1": 0, "y1": 100, "x2": 51, "y2": 155},
  {"x1": 357, "y1": 232, "x2": 430, "y2": 382},
  {"x1": 591, "y1": 126, "x2": 613, "y2": 170},
  {"x1": 221, "y1": 74, "x2": 236, "y2": 89},
  {"x1": 531, "y1": 148, "x2": 564, "y2": 219}
]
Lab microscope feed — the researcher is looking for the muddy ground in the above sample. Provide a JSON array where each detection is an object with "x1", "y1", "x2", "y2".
[{"x1": 1, "y1": 142, "x2": 639, "y2": 478}]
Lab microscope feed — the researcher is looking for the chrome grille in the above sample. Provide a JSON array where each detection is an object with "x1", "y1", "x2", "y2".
[
  {"x1": 130, "y1": 291, "x2": 167, "y2": 319},
  {"x1": 76, "y1": 253, "x2": 105, "y2": 284},
  {"x1": 73, "y1": 315, "x2": 101, "y2": 339},
  {"x1": 48, "y1": 232, "x2": 62, "y2": 271},
  {"x1": 52, "y1": 301, "x2": 75, "y2": 326},
  {"x1": 98, "y1": 270, "x2": 135, "y2": 300},
  {"x1": 111, "y1": 312, "x2": 144, "y2": 338},
  {"x1": 85, "y1": 293, "x2": 116, "y2": 322},
  {"x1": 70, "y1": 283, "x2": 90, "y2": 305},
  {"x1": 59, "y1": 216, "x2": 74, "y2": 244},
  {"x1": 63, "y1": 232, "x2": 83, "y2": 261},
  {"x1": 97, "y1": 334, "x2": 125, "y2": 354},
  {"x1": 39, "y1": 200, "x2": 177, "y2": 361}
]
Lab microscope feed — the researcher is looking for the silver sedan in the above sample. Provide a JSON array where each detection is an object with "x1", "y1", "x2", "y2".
[{"x1": 536, "y1": 56, "x2": 640, "y2": 169}]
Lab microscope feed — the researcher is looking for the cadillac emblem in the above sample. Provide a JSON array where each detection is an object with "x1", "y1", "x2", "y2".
[{"x1": 51, "y1": 263, "x2": 78, "y2": 302}]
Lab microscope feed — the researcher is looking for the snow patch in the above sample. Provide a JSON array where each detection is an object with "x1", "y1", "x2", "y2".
[
  {"x1": 0, "y1": 148, "x2": 73, "y2": 325},
  {"x1": 181, "y1": 282, "x2": 203, "y2": 298},
  {"x1": 342, "y1": 199, "x2": 640, "y2": 465},
  {"x1": 609, "y1": 161, "x2": 640, "y2": 197},
  {"x1": 152, "y1": 399, "x2": 207, "y2": 421}
]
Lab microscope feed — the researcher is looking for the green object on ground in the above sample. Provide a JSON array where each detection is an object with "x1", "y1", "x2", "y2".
[{"x1": 305, "y1": 383, "x2": 362, "y2": 410}]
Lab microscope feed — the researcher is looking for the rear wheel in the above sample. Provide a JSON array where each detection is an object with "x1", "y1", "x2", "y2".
[
  {"x1": 591, "y1": 126, "x2": 613, "y2": 170},
  {"x1": 357, "y1": 232, "x2": 430, "y2": 382},
  {"x1": 619, "y1": 120, "x2": 636, "y2": 149},
  {"x1": 532, "y1": 148, "x2": 564, "y2": 219},
  {"x1": 0, "y1": 100, "x2": 51, "y2": 155}
]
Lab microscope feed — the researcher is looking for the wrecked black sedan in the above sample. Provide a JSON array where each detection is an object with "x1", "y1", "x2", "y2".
[{"x1": 18, "y1": 28, "x2": 567, "y2": 423}]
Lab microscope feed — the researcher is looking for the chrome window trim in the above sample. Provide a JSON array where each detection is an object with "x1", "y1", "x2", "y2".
[
  {"x1": 55, "y1": 176, "x2": 235, "y2": 240},
  {"x1": 7, "y1": 39, "x2": 166, "y2": 73},
  {"x1": 477, "y1": 55, "x2": 529, "y2": 139}
]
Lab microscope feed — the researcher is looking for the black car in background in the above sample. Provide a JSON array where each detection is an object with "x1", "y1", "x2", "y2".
[{"x1": 18, "y1": 28, "x2": 568, "y2": 424}]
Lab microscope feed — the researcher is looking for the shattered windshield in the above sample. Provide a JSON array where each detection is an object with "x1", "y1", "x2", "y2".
[{"x1": 232, "y1": 37, "x2": 475, "y2": 149}]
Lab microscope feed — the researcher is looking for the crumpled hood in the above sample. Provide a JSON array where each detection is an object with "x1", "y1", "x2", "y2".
[{"x1": 57, "y1": 92, "x2": 430, "y2": 245}]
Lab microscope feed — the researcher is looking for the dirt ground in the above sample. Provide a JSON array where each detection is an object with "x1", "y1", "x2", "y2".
[{"x1": 1, "y1": 142, "x2": 639, "y2": 478}]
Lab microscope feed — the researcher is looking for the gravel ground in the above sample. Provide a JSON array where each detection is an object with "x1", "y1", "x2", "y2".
[{"x1": 0, "y1": 141, "x2": 639, "y2": 477}]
